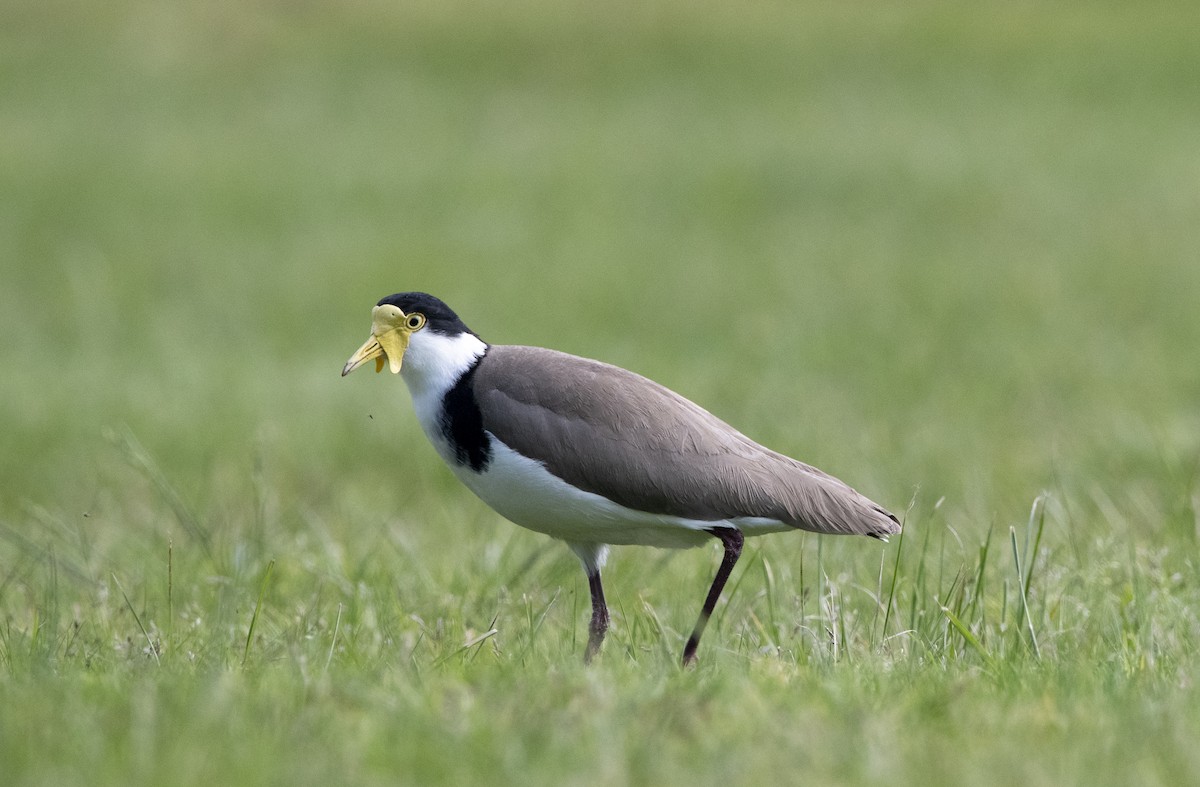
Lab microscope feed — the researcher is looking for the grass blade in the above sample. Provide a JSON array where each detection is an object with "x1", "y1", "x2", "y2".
[
  {"x1": 242, "y1": 559, "x2": 275, "y2": 668},
  {"x1": 1024, "y1": 495, "x2": 1047, "y2": 601},
  {"x1": 324, "y1": 603, "x2": 344, "y2": 674},
  {"x1": 113, "y1": 574, "x2": 160, "y2": 667},
  {"x1": 1009, "y1": 526, "x2": 1041, "y2": 659},
  {"x1": 434, "y1": 627, "x2": 499, "y2": 667},
  {"x1": 939, "y1": 600, "x2": 995, "y2": 672},
  {"x1": 880, "y1": 513, "x2": 907, "y2": 642}
]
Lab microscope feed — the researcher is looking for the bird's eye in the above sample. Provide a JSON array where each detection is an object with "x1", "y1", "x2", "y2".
[{"x1": 406, "y1": 313, "x2": 426, "y2": 330}]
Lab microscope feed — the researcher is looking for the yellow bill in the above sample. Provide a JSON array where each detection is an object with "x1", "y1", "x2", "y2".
[{"x1": 341, "y1": 304, "x2": 411, "y2": 376}]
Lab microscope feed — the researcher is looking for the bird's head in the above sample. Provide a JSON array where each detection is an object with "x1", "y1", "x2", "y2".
[{"x1": 342, "y1": 292, "x2": 478, "y2": 377}]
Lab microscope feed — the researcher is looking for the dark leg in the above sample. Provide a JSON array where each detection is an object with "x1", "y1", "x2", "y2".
[
  {"x1": 682, "y1": 527, "x2": 744, "y2": 666},
  {"x1": 584, "y1": 569, "x2": 610, "y2": 663}
]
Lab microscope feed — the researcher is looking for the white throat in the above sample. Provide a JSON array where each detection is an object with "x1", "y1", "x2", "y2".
[{"x1": 400, "y1": 330, "x2": 488, "y2": 430}]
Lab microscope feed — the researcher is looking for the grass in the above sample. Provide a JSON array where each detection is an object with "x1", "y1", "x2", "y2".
[{"x1": 3, "y1": 0, "x2": 1200, "y2": 784}]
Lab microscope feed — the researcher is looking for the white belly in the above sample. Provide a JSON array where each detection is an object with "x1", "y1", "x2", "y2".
[{"x1": 433, "y1": 432, "x2": 790, "y2": 548}]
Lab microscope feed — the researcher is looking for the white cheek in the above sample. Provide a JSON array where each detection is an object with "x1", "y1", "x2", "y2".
[
  {"x1": 399, "y1": 330, "x2": 488, "y2": 458},
  {"x1": 400, "y1": 331, "x2": 487, "y2": 396}
]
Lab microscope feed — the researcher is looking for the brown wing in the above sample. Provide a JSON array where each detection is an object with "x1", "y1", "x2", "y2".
[{"x1": 473, "y1": 345, "x2": 899, "y2": 538}]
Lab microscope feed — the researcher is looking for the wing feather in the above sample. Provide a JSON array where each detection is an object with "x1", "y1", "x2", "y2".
[{"x1": 473, "y1": 345, "x2": 899, "y2": 538}]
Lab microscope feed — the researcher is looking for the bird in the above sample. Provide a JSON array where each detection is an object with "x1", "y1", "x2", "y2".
[{"x1": 342, "y1": 292, "x2": 900, "y2": 664}]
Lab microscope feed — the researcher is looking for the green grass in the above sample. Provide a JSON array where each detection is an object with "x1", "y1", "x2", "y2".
[{"x1": 3, "y1": 0, "x2": 1200, "y2": 784}]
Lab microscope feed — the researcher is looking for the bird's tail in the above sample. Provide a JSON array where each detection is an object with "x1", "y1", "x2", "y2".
[{"x1": 865, "y1": 504, "x2": 902, "y2": 541}]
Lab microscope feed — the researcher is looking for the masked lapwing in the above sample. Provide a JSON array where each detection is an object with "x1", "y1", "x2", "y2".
[{"x1": 343, "y1": 292, "x2": 899, "y2": 664}]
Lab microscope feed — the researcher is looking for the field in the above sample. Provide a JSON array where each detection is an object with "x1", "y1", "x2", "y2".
[{"x1": 3, "y1": 0, "x2": 1199, "y2": 784}]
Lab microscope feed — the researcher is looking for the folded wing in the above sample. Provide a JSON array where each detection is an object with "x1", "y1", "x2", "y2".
[{"x1": 473, "y1": 345, "x2": 900, "y2": 539}]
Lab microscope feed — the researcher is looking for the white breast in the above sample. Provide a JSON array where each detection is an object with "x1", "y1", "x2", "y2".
[{"x1": 444, "y1": 436, "x2": 789, "y2": 548}]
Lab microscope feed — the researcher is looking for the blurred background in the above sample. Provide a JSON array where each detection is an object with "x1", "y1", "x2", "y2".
[
  {"x1": 3, "y1": 2, "x2": 1200, "y2": 783},
  {"x1": 3, "y1": 0, "x2": 1198, "y2": 557}
]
